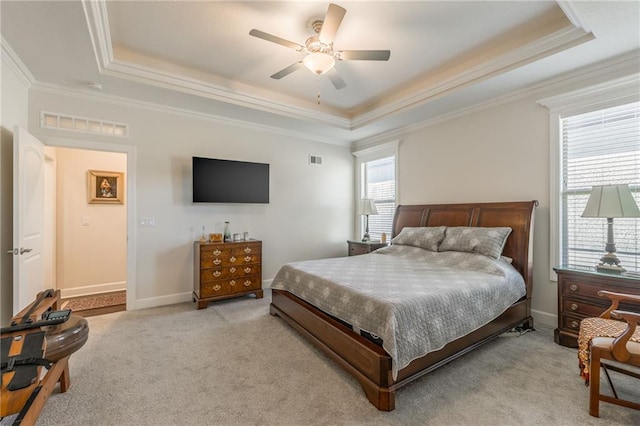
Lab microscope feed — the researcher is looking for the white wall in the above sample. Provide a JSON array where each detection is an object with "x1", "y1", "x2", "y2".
[
  {"x1": 391, "y1": 97, "x2": 555, "y2": 325},
  {"x1": 28, "y1": 89, "x2": 354, "y2": 307},
  {"x1": 55, "y1": 147, "x2": 127, "y2": 297},
  {"x1": 0, "y1": 54, "x2": 30, "y2": 325}
]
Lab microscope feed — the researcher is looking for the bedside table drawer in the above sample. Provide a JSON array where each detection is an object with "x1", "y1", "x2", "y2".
[
  {"x1": 349, "y1": 245, "x2": 369, "y2": 256},
  {"x1": 561, "y1": 314, "x2": 584, "y2": 333},
  {"x1": 562, "y1": 299, "x2": 606, "y2": 318},
  {"x1": 561, "y1": 278, "x2": 608, "y2": 299}
]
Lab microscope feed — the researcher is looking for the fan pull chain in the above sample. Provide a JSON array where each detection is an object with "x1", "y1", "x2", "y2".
[{"x1": 317, "y1": 90, "x2": 321, "y2": 105}]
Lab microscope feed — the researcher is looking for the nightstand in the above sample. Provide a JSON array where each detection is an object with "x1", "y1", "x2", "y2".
[
  {"x1": 347, "y1": 240, "x2": 388, "y2": 256},
  {"x1": 553, "y1": 266, "x2": 640, "y2": 347}
]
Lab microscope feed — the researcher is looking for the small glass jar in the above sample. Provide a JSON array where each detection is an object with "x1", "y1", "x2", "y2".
[{"x1": 223, "y1": 221, "x2": 231, "y2": 242}]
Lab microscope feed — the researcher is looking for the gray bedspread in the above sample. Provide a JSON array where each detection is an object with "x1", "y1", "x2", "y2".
[{"x1": 270, "y1": 245, "x2": 526, "y2": 378}]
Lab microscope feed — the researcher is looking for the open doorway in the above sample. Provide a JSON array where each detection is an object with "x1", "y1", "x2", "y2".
[{"x1": 45, "y1": 146, "x2": 128, "y2": 317}]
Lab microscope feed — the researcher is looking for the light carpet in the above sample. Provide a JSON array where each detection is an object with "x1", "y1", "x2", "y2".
[{"x1": 3, "y1": 289, "x2": 639, "y2": 425}]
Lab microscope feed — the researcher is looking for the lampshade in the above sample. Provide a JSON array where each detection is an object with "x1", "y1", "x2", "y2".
[
  {"x1": 357, "y1": 198, "x2": 378, "y2": 216},
  {"x1": 581, "y1": 184, "x2": 640, "y2": 218},
  {"x1": 303, "y1": 52, "x2": 335, "y2": 75}
]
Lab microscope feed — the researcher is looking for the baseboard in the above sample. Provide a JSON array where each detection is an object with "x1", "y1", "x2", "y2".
[
  {"x1": 60, "y1": 281, "x2": 127, "y2": 299},
  {"x1": 132, "y1": 282, "x2": 272, "y2": 311},
  {"x1": 532, "y1": 309, "x2": 557, "y2": 328},
  {"x1": 133, "y1": 291, "x2": 192, "y2": 310}
]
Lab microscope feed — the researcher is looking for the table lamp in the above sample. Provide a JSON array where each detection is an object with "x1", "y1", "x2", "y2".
[
  {"x1": 581, "y1": 184, "x2": 640, "y2": 273},
  {"x1": 357, "y1": 198, "x2": 378, "y2": 242}
]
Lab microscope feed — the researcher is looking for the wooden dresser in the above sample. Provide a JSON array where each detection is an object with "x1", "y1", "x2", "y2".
[
  {"x1": 193, "y1": 239, "x2": 263, "y2": 309},
  {"x1": 553, "y1": 267, "x2": 640, "y2": 347}
]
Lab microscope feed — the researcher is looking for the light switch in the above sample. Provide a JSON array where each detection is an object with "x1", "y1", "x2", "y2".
[
  {"x1": 138, "y1": 217, "x2": 155, "y2": 227},
  {"x1": 81, "y1": 216, "x2": 90, "y2": 226}
]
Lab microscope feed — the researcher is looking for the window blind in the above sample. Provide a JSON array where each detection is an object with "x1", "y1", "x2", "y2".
[
  {"x1": 561, "y1": 101, "x2": 640, "y2": 272},
  {"x1": 362, "y1": 156, "x2": 395, "y2": 241}
]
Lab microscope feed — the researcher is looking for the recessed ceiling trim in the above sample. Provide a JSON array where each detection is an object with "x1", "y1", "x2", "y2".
[
  {"x1": 1, "y1": 36, "x2": 35, "y2": 87},
  {"x1": 353, "y1": 50, "x2": 640, "y2": 150},
  {"x1": 83, "y1": 1, "x2": 592, "y2": 134},
  {"x1": 83, "y1": 1, "x2": 350, "y2": 130},
  {"x1": 31, "y1": 82, "x2": 351, "y2": 147},
  {"x1": 103, "y1": 57, "x2": 351, "y2": 130},
  {"x1": 81, "y1": 0, "x2": 113, "y2": 72},
  {"x1": 556, "y1": 1, "x2": 591, "y2": 33},
  {"x1": 351, "y1": 24, "x2": 594, "y2": 130}
]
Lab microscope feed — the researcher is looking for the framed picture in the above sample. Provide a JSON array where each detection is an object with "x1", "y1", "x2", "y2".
[{"x1": 87, "y1": 170, "x2": 124, "y2": 204}]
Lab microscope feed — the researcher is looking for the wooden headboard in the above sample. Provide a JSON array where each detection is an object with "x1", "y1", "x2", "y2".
[{"x1": 392, "y1": 201, "x2": 538, "y2": 298}]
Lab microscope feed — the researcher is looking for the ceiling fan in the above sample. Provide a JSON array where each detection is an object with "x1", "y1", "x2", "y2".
[{"x1": 249, "y1": 3, "x2": 390, "y2": 90}]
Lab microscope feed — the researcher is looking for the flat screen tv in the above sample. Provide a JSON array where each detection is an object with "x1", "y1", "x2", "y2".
[{"x1": 192, "y1": 157, "x2": 269, "y2": 204}]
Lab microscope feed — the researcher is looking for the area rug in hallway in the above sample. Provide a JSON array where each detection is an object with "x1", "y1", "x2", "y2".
[{"x1": 61, "y1": 290, "x2": 126, "y2": 316}]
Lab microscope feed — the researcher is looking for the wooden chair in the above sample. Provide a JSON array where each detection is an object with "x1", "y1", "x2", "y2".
[{"x1": 580, "y1": 290, "x2": 640, "y2": 417}]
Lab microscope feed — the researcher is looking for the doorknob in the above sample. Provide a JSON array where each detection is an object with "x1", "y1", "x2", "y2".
[
  {"x1": 19, "y1": 248, "x2": 33, "y2": 254},
  {"x1": 6, "y1": 249, "x2": 17, "y2": 254}
]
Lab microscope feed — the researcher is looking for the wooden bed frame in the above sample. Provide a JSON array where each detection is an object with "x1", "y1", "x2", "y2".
[{"x1": 270, "y1": 200, "x2": 538, "y2": 411}]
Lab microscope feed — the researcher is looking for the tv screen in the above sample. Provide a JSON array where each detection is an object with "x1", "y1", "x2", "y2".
[{"x1": 192, "y1": 157, "x2": 269, "y2": 204}]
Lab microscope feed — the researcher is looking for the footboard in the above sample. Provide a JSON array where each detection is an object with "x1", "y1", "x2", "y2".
[
  {"x1": 270, "y1": 289, "x2": 395, "y2": 410},
  {"x1": 271, "y1": 289, "x2": 531, "y2": 411}
]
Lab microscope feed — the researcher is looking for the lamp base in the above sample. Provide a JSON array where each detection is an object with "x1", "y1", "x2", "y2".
[
  {"x1": 362, "y1": 233, "x2": 371, "y2": 242},
  {"x1": 596, "y1": 263, "x2": 626, "y2": 274},
  {"x1": 596, "y1": 252, "x2": 626, "y2": 274}
]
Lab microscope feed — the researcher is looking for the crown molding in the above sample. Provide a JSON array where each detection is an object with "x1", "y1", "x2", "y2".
[
  {"x1": 103, "y1": 58, "x2": 351, "y2": 130},
  {"x1": 538, "y1": 74, "x2": 640, "y2": 114},
  {"x1": 351, "y1": 23, "x2": 593, "y2": 130},
  {"x1": 1, "y1": 36, "x2": 36, "y2": 88},
  {"x1": 556, "y1": 1, "x2": 591, "y2": 33},
  {"x1": 30, "y1": 82, "x2": 351, "y2": 147},
  {"x1": 353, "y1": 50, "x2": 640, "y2": 150},
  {"x1": 82, "y1": 0, "x2": 350, "y2": 131},
  {"x1": 82, "y1": 0, "x2": 593, "y2": 135},
  {"x1": 81, "y1": 0, "x2": 113, "y2": 71}
]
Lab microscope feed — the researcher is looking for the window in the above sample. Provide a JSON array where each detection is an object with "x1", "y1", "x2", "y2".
[
  {"x1": 353, "y1": 141, "x2": 398, "y2": 241},
  {"x1": 560, "y1": 102, "x2": 640, "y2": 272},
  {"x1": 542, "y1": 78, "x2": 640, "y2": 278}
]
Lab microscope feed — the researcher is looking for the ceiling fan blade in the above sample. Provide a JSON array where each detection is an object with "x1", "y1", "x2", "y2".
[
  {"x1": 270, "y1": 62, "x2": 303, "y2": 80},
  {"x1": 249, "y1": 29, "x2": 303, "y2": 51},
  {"x1": 327, "y1": 68, "x2": 346, "y2": 90},
  {"x1": 338, "y1": 50, "x2": 391, "y2": 61},
  {"x1": 319, "y1": 3, "x2": 346, "y2": 44}
]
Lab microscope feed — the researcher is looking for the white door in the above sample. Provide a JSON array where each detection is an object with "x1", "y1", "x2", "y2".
[{"x1": 12, "y1": 126, "x2": 46, "y2": 313}]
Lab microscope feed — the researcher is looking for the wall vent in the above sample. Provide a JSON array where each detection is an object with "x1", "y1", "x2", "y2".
[
  {"x1": 309, "y1": 155, "x2": 323, "y2": 165},
  {"x1": 40, "y1": 111, "x2": 129, "y2": 138}
]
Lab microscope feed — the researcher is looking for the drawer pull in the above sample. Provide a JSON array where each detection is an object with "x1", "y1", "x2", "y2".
[
  {"x1": 213, "y1": 249, "x2": 221, "y2": 256},
  {"x1": 244, "y1": 267, "x2": 252, "y2": 273},
  {"x1": 570, "y1": 303, "x2": 578, "y2": 311},
  {"x1": 230, "y1": 267, "x2": 236, "y2": 273},
  {"x1": 230, "y1": 256, "x2": 237, "y2": 263},
  {"x1": 230, "y1": 280, "x2": 236, "y2": 286},
  {"x1": 244, "y1": 280, "x2": 252, "y2": 287},
  {"x1": 244, "y1": 247, "x2": 252, "y2": 254},
  {"x1": 213, "y1": 271, "x2": 221, "y2": 277},
  {"x1": 569, "y1": 284, "x2": 578, "y2": 292},
  {"x1": 213, "y1": 259, "x2": 221, "y2": 265},
  {"x1": 213, "y1": 284, "x2": 221, "y2": 291},
  {"x1": 244, "y1": 256, "x2": 252, "y2": 262},
  {"x1": 570, "y1": 320, "x2": 579, "y2": 329}
]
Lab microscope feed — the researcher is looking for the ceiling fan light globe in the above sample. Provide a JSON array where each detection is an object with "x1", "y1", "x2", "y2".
[{"x1": 303, "y1": 52, "x2": 335, "y2": 75}]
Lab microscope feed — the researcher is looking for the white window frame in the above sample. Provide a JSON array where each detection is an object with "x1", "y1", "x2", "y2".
[
  {"x1": 539, "y1": 75, "x2": 640, "y2": 281},
  {"x1": 352, "y1": 140, "x2": 399, "y2": 240}
]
